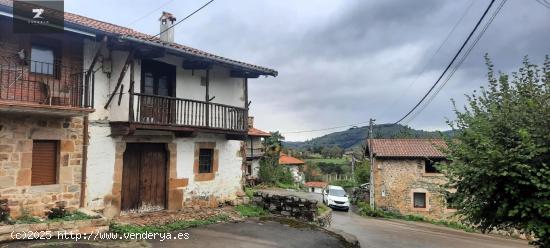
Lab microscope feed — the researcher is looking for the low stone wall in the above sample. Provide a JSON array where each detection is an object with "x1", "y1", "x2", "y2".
[
  {"x1": 316, "y1": 208, "x2": 332, "y2": 227},
  {"x1": 0, "y1": 218, "x2": 109, "y2": 242},
  {"x1": 252, "y1": 191, "x2": 319, "y2": 223}
]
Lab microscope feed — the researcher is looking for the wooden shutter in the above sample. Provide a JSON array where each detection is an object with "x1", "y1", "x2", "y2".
[{"x1": 31, "y1": 140, "x2": 58, "y2": 186}]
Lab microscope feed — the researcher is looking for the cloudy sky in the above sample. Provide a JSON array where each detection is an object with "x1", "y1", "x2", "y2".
[{"x1": 65, "y1": 0, "x2": 550, "y2": 141}]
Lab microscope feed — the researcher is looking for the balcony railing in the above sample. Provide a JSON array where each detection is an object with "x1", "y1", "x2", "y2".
[
  {"x1": 130, "y1": 93, "x2": 248, "y2": 132},
  {"x1": 0, "y1": 57, "x2": 93, "y2": 109},
  {"x1": 246, "y1": 148, "x2": 265, "y2": 158}
]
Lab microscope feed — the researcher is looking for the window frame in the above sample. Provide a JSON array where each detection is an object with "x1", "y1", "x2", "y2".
[
  {"x1": 198, "y1": 148, "x2": 214, "y2": 174},
  {"x1": 413, "y1": 192, "x2": 427, "y2": 208}
]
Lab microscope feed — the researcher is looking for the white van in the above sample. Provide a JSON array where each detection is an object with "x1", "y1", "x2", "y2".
[{"x1": 322, "y1": 185, "x2": 350, "y2": 211}]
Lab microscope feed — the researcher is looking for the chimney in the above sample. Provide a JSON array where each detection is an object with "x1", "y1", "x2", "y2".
[
  {"x1": 159, "y1": 11, "x2": 177, "y2": 43},
  {"x1": 248, "y1": 116, "x2": 254, "y2": 128}
]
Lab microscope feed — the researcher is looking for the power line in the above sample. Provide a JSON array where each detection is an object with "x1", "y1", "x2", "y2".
[
  {"x1": 535, "y1": 0, "x2": 550, "y2": 9},
  {"x1": 402, "y1": 0, "x2": 507, "y2": 125},
  {"x1": 153, "y1": 0, "x2": 215, "y2": 38},
  {"x1": 127, "y1": 0, "x2": 175, "y2": 26},
  {"x1": 393, "y1": 0, "x2": 497, "y2": 125},
  {"x1": 380, "y1": 0, "x2": 475, "y2": 115}
]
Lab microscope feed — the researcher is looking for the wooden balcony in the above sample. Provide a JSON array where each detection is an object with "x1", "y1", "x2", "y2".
[
  {"x1": 110, "y1": 93, "x2": 248, "y2": 138},
  {"x1": 0, "y1": 57, "x2": 94, "y2": 116},
  {"x1": 246, "y1": 148, "x2": 265, "y2": 158}
]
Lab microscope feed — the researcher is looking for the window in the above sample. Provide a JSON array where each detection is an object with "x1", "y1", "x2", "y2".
[
  {"x1": 31, "y1": 140, "x2": 58, "y2": 185},
  {"x1": 199, "y1": 148, "x2": 213, "y2": 173},
  {"x1": 413, "y1": 192, "x2": 426, "y2": 208},
  {"x1": 425, "y1": 159, "x2": 441, "y2": 173},
  {"x1": 30, "y1": 45, "x2": 56, "y2": 75}
]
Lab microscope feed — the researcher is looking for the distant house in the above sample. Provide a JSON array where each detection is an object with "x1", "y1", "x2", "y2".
[
  {"x1": 245, "y1": 117, "x2": 271, "y2": 183},
  {"x1": 367, "y1": 139, "x2": 452, "y2": 219},
  {"x1": 305, "y1": 181, "x2": 327, "y2": 194},
  {"x1": 279, "y1": 153, "x2": 305, "y2": 184}
]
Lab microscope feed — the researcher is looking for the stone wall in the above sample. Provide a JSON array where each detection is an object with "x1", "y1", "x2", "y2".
[
  {"x1": 0, "y1": 114, "x2": 84, "y2": 218},
  {"x1": 252, "y1": 191, "x2": 318, "y2": 222},
  {"x1": 373, "y1": 158, "x2": 451, "y2": 219}
]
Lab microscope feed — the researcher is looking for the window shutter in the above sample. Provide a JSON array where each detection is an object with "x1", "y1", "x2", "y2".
[{"x1": 31, "y1": 140, "x2": 58, "y2": 186}]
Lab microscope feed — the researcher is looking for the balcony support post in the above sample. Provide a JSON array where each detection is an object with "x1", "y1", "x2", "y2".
[
  {"x1": 128, "y1": 56, "x2": 135, "y2": 122},
  {"x1": 205, "y1": 69, "x2": 210, "y2": 127},
  {"x1": 104, "y1": 50, "x2": 134, "y2": 109}
]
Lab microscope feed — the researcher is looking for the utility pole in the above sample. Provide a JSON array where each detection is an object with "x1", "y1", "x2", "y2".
[
  {"x1": 368, "y1": 118, "x2": 375, "y2": 208},
  {"x1": 351, "y1": 155, "x2": 355, "y2": 178}
]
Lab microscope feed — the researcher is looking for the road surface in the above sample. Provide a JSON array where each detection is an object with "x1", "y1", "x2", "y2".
[{"x1": 262, "y1": 189, "x2": 530, "y2": 248}]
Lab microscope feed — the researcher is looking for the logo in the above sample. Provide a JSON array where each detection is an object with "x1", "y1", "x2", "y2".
[
  {"x1": 13, "y1": 1, "x2": 64, "y2": 33},
  {"x1": 32, "y1": 8, "x2": 44, "y2": 19}
]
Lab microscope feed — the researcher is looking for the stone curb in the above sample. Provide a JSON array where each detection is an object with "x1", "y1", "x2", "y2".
[{"x1": 324, "y1": 227, "x2": 361, "y2": 248}]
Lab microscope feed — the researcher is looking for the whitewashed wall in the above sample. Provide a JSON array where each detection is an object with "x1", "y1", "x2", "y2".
[
  {"x1": 86, "y1": 122, "x2": 117, "y2": 210},
  {"x1": 176, "y1": 133, "x2": 243, "y2": 201}
]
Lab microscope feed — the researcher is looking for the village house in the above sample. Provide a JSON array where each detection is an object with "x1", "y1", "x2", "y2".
[
  {"x1": 245, "y1": 116, "x2": 270, "y2": 185},
  {"x1": 279, "y1": 153, "x2": 305, "y2": 184},
  {"x1": 0, "y1": 0, "x2": 276, "y2": 218},
  {"x1": 305, "y1": 181, "x2": 327, "y2": 194},
  {"x1": 367, "y1": 139, "x2": 453, "y2": 220}
]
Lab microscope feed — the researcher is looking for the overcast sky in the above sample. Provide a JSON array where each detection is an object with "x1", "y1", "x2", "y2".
[{"x1": 65, "y1": 0, "x2": 550, "y2": 141}]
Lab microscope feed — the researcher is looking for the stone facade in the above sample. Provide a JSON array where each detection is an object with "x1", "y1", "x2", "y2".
[
  {"x1": 373, "y1": 158, "x2": 452, "y2": 220},
  {"x1": 0, "y1": 114, "x2": 84, "y2": 218},
  {"x1": 253, "y1": 191, "x2": 319, "y2": 222}
]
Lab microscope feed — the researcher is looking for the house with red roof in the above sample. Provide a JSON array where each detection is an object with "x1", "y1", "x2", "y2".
[
  {"x1": 305, "y1": 181, "x2": 328, "y2": 194},
  {"x1": 279, "y1": 153, "x2": 306, "y2": 184},
  {"x1": 245, "y1": 116, "x2": 271, "y2": 182},
  {"x1": 0, "y1": 0, "x2": 276, "y2": 218},
  {"x1": 366, "y1": 139, "x2": 453, "y2": 220}
]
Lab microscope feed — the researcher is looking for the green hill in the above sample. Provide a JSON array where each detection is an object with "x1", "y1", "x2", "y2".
[{"x1": 284, "y1": 124, "x2": 453, "y2": 150}]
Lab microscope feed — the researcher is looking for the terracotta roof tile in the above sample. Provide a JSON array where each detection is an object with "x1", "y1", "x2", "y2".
[
  {"x1": 0, "y1": 0, "x2": 277, "y2": 76},
  {"x1": 248, "y1": 127, "x2": 271, "y2": 137},
  {"x1": 305, "y1": 181, "x2": 327, "y2": 188},
  {"x1": 279, "y1": 153, "x2": 305, "y2": 165},
  {"x1": 368, "y1": 139, "x2": 447, "y2": 158}
]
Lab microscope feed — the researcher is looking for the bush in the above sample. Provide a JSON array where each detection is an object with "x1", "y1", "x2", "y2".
[
  {"x1": 354, "y1": 161, "x2": 370, "y2": 184},
  {"x1": 331, "y1": 179, "x2": 357, "y2": 189}
]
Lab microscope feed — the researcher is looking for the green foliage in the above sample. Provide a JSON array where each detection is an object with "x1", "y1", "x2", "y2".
[
  {"x1": 316, "y1": 162, "x2": 345, "y2": 175},
  {"x1": 48, "y1": 211, "x2": 95, "y2": 222},
  {"x1": 304, "y1": 162, "x2": 322, "y2": 182},
  {"x1": 444, "y1": 56, "x2": 550, "y2": 247},
  {"x1": 110, "y1": 215, "x2": 229, "y2": 234},
  {"x1": 235, "y1": 204, "x2": 267, "y2": 218},
  {"x1": 320, "y1": 145, "x2": 344, "y2": 158},
  {"x1": 317, "y1": 204, "x2": 330, "y2": 215},
  {"x1": 15, "y1": 209, "x2": 42, "y2": 224},
  {"x1": 330, "y1": 179, "x2": 357, "y2": 189},
  {"x1": 354, "y1": 161, "x2": 370, "y2": 184},
  {"x1": 284, "y1": 124, "x2": 453, "y2": 150},
  {"x1": 244, "y1": 187, "x2": 255, "y2": 198}
]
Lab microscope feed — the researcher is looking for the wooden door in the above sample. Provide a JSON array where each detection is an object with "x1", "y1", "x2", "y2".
[
  {"x1": 139, "y1": 60, "x2": 176, "y2": 124},
  {"x1": 121, "y1": 143, "x2": 167, "y2": 211}
]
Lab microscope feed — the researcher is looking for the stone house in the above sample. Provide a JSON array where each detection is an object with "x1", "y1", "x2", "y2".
[
  {"x1": 245, "y1": 116, "x2": 270, "y2": 184},
  {"x1": 279, "y1": 153, "x2": 305, "y2": 184},
  {"x1": 0, "y1": 0, "x2": 276, "y2": 218},
  {"x1": 367, "y1": 139, "x2": 453, "y2": 220}
]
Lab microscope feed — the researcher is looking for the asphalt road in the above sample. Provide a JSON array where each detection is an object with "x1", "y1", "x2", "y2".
[
  {"x1": 149, "y1": 219, "x2": 346, "y2": 248},
  {"x1": 263, "y1": 189, "x2": 530, "y2": 248},
  {"x1": 331, "y1": 204, "x2": 530, "y2": 248}
]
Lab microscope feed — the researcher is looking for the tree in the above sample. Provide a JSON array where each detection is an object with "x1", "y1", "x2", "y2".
[
  {"x1": 354, "y1": 161, "x2": 370, "y2": 184},
  {"x1": 443, "y1": 56, "x2": 550, "y2": 247}
]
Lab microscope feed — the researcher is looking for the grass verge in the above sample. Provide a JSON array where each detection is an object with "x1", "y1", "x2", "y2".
[
  {"x1": 235, "y1": 204, "x2": 267, "y2": 218},
  {"x1": 110, "y1": 214, "x2": 230, "y2": 234},
  {"x1": 356, "y1": 201, "x2": 475, "y2": 233},
  {"x1": 317, "y1": 204, "x2": 330, "y2": 215}
]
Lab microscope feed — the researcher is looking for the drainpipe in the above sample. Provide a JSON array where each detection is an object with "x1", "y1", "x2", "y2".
[{"x1": 80, "y1": 115, "x2": 89, "y2": 208}]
